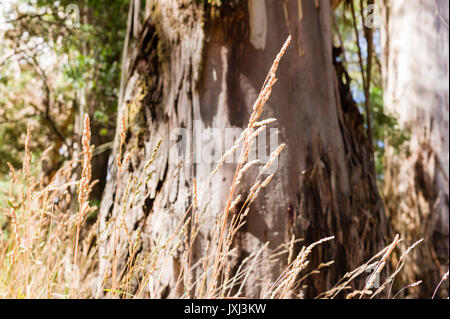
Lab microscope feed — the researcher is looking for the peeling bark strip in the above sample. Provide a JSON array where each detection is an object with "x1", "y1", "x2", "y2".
[
  {"x1": 381, "y1": 0, "x2": 449, "y2": 298},
  {"x1": 97, "y1": 0, "x2": 389, "y2": 298},
  {"x1": 248, "y1": 0, "x2": 267, "y2": 50}
]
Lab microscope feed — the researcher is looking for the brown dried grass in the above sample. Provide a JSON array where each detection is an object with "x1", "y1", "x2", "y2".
[{"x1": 0, "y1": 37, "x2": 435, "y2": 299}]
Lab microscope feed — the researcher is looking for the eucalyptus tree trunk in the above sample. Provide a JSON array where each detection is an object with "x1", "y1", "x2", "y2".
[
  {"x1": 97, "y1": 0, "x2": 389, "y2": 298},
  {"x1": 381, "y1": 0, "x2": 449, "y2": 298}
]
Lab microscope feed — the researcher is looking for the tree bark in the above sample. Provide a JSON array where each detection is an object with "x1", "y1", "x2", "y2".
[
  {"x1": 97, "y1": 0, "x2": 389, "y2": 298},
  {"x1": 381, "y1": 0, "x2": 449, "y2": 298}
]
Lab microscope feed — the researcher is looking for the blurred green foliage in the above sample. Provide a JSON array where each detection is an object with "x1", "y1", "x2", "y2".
[
  {"x1": 0, "y1": 0, "x2": 129, "y2": 175},
  {"x1": 334, "y1": 1, "x2": 410, "y2": 182}
]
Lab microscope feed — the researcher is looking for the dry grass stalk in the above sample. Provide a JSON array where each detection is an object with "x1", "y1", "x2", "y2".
[
  {"x1": 72, "y1": 114, "x2": 93, "y2": 298},
  {"x1": 432, "y1": 271, "x2": 449, "y2": 299},
  {"x1": 206, "y1": 36, "x2": 292, "y2": 297},
  {"x1": 0, "y1": 35, "x2": 430, "y2": 300}
]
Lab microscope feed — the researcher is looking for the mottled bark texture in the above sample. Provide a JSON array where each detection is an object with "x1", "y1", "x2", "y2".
[
  {"x1": 97, "y1": 0, "x2": 389, "y2": 298},
  {"x1": 381, "y1": 0, "x2": 449, "y2": 298}
]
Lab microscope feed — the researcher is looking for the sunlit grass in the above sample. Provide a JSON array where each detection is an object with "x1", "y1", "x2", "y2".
[{"x1": 0, "y1": 38, "x2": 429, "y2": 300}]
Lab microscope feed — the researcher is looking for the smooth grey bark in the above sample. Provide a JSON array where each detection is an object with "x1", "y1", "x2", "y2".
[
  {"x1": 97, "y1": 0, "x2": 389, "y2": 298},
  {"x1": 381, "y1": 0, "x2": 449, "y2": 298}
]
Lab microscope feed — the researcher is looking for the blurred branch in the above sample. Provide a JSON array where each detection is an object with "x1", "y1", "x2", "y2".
[
  {"x1": 6, "y1": 11, "x2": 75, "y2": 36},
  {"x1": 0, "y1": 48, "x2": 26, "y2": 67},
  {"x1": 0, "y1": 113, "x2": 38, "y2": 125},
  {"x1": 350, "y1": 0, "x2": 374, "y2": 154},
  {"x1": 361, "y1": 0, "x2": 374, "y2": 151},
  {"x1": 433, "y1": 0, "x2": 449, "y2": 29},
  {"x1": 28, "y1": 54, "x2": 71, "y2": 150},
  {"x1": 332, "y1": 0, "x2": 345, "y2": 11},
  {"x1": 332, "y1": 13, "x2": 348, "y2": 66},
  {"x1": 92, "y1": 142, "x2": 113, "y2": 157},
  {"x1": 5, "y1": 12, "x2": 48, "y2": 24}
]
